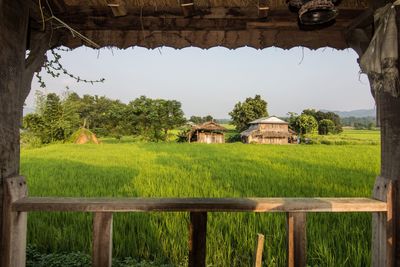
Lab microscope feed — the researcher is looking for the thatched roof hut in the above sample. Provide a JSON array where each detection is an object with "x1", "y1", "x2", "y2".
[{"x1": 189, "y1": 121, "x2": 227, "y2": 144}]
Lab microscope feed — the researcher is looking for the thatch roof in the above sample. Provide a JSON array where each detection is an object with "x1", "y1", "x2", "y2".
[
  {"x1": 70, "y1": 128, "x2": 100, "y2": 144},
  {"x1": 192, "y1": 121, "x2": 227, "y2": 132},
  {"x1": 250, "y1": 116, "x2": 288, "y2": 124},
  {"x1": 28, "y1": 0, "x2": 370, "y2": 50}
]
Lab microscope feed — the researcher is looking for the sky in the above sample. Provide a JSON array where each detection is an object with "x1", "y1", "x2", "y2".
[{"x1": 27, "y1": 46, "x2": 375, "y2": 118}]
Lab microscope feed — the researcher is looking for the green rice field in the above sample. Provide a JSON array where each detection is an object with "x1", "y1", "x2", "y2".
[{"x1": 21, "y1": 130, "x2": 380, "y2": 266}]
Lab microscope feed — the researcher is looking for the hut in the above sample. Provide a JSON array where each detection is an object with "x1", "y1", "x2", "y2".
[
  {"x1": 189, "y1": 121, "x2": 227, "y2": 144},
  {"x1": 241, "y1": 116, "x2": 296, "y2": 144}
]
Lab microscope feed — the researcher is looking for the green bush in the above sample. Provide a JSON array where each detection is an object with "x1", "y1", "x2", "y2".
[{"x1": 20, "y1": 132, "x2": 43, "y2": 149}]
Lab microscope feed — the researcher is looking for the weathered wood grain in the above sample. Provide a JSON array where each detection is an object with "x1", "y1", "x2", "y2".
[
  {"x1": 12, "y1": 197, "x2": 387, "y2": 212},
  {"x1": 92, "y1": 212, "x2": 113, "y2": 267},
  {"x1": 1, "y1": 176, "x2": 28, "y2": 267},
  {"x1": 287, "y1": 212, "x2": 307, "y2": 267},
  {"x1": 189, "y1": 212, "x2": 207, "y2": 267}
]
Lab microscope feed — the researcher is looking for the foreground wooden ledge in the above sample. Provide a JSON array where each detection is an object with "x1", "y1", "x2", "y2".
[{"x1": 12, "y1": 197, "x2": 387, "y2": 213}]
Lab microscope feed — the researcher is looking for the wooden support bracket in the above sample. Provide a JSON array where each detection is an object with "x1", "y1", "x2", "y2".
[
  {"x1": 287, "y1": 212, "x2": 307, "y2": 267},
  {"x1": 107, "y1": 0, "x2": 127, "y2": 17},
  {"x1": 372, "y1": 176, "x2": 395, "y2": 267},
  {"x1": 92, "y1": 212, "x2": 113, "y2": 267},
  {"x1": 189, "y1": 212, "x2": 207, "y2": 267},
  {"x1": 1, "y1": 176, "x2": 28, "y2": 267},
  {"x1": 258, "y1": 0, "x2": 270, "y2": 19},
  {"x1": 180, "y1": 0, "x2": 195, "y2": 17}
]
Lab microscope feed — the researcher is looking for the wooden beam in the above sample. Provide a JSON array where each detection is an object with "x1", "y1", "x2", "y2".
[
  {"x1": 345, "y1": 8, "x2": 373, "y2": 34},
  {"x1": 189, "y1": 212, "x2": 207, "y2": 267},
  {"x1": 13, "y1": 197, "x2": 387, "y2": 212},
  {"x1": 92, "y1": 212, "x2": 113, "y2": 267},
  {"x1": 287, "y1": 213, "x2": 307, "y2": 267},
  {"x1": 253, "y1": 233, "x2": 265, "y2": 267}
]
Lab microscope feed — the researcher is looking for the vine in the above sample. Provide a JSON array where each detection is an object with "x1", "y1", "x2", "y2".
[{"x1": 36, "y1": 48, "x2": 105, "y2": 88}]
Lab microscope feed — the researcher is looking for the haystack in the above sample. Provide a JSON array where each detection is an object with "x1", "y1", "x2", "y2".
[{"x1": 70, "y1": 128, "x2": 100, "y2": 144}]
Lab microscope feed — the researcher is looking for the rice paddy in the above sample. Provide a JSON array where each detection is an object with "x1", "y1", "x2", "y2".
[{"x1": 21, "y1": 130, "x2": 380, "y2": 266}]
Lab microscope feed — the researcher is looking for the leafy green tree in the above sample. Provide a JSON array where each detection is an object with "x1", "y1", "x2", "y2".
[
  {"x1": 229, "y1": 95, "x2": 268, "y2": 132},
  {"x1": 296, "y1": 114, "x2": 318, "y2": 135},
  {"x1": 301, "y1": 109, "x2": 342, "y2": 134},
  {"x1": 287, "y1": 112, "x2": 299, "y2": 131},
  {"x1": 157, "y1": 100, "x2": 186, "y2": 135},
  {"x1": 189, "y1": 115, "x2": 214, "y2": 124},
  {"x1": 318, "y1": 119, "x2": 335, "y2": 135}
]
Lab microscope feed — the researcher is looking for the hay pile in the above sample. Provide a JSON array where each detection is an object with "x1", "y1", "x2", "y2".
[{"x1": 70, "y1": 128, "x2": 100, "y2": 144}]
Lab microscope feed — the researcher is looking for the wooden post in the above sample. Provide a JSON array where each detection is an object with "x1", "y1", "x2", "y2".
[
  {"x1": 189, "y1": 212, "x2": 207, "y2": 267},
  {"x1": 1, "y1": 176, "x2": 27, "y2": 267},
  {"x1": 254, "y1": 233, "x2": 265, "y2": 267},
  {"x1": 1, "y1": 1, "x2": 49, "y2": 264},
  {"x1": 286, "y1": 212, "x2": 307, "y2": 267},
  {"x1": 372, "y1": 176, "x2": 395, "y2": 267},
  {"x1": 92, "y1": 212, "x2": 113, "y2": 267}
]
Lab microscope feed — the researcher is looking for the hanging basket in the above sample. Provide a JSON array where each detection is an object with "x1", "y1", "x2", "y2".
[{"x1": 298, "y1": 0, "x2": 338, "y2": 25}]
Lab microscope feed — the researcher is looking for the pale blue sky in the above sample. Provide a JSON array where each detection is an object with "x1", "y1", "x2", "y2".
[{"x1": 28, "y1": 46, "x2": 375, "y2": 118}]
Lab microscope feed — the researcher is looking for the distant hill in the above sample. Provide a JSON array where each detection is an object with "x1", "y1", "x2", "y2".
[{"x1": 321, "y1": 109, "x2": 376, "y2": 118}]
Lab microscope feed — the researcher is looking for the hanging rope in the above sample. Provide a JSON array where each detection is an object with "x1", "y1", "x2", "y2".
[{"x1": 360, "y1": 0, "x2": 400, "y2": 98}]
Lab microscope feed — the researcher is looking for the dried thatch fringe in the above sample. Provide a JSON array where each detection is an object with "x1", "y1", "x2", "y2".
[{"x1": 360, "y1": 0, "x2": 400, "y2": 98}]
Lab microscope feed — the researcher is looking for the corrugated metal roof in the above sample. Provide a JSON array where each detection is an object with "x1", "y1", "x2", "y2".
[
  {"x1": 240, "y1": 124, "x2": 259, "y2": 137},
  {"x1": 250, "y1": 116, "x2": 288, "y2": 124}
]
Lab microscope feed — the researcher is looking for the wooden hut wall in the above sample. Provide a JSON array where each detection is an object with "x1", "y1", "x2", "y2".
[
  {"x1": 197, "y1": 132, "x2": 225, "y2": 144},
  {"x1": 259, "y1": 123, "x2": 288, "y2": 132}
]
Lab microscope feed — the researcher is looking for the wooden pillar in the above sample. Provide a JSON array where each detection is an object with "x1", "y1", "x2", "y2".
[
  {"x1": 189, "y1": 212, "x2": 207, "y2": 267},
  {"x1": 286, "y1": 212, "x2": 307, "y2": 267},
  {"x1": 92, "y1": 212, "x2": 113, "y2": 267},
  {"x1": 2, "y1": 176, "x2": 27, "y2": 267},
  {"x1": 372, "y1": 6, "x2": 400, "y2": 266},
  {"x1": 0, "y1": 1, "x2": 49, "y2": 264},
  {"x1": 372, "y1": 176, "x2": 395, "y2": 267}
]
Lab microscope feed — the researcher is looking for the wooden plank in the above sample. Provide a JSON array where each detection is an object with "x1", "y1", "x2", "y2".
[
  {"x1": 13, "y1": 197, "x2": 387, "y2": 213},
  {"x1": 287, "y1": 213, "x2": 307, "y2": 267},
  {"x1": 254, "y1": 233, "x2": 265, "y2": 267},
  {"x1": 92, "y1": 212, "x2": 113, "y2": 267},
  {"x1": 1, "y1": 176, "x2": 28, "y2": 267},
  {"x1": 372, "y1": 176, "x2": 395, "y2": 267},
  {"x1": 189, "y1": 212, "x2": 207, "y2": 267}
]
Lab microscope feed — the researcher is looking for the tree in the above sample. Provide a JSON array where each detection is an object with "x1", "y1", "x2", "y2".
[
  {"x1": 301, "y1": 109, "x2": 343, "y2": 133},
  {"x1": 157, "y1": 100, "x2": 186, "y2": 135},
  {"x1": 189, "y1": 115, "x2": 214, "y2": 124},
  {"x1": 318, "y1": 119, "x2": 335, "y2": 135},
  {"x1": 296, "y1": 114, "x2": 318, "y2": 135},
  {"x1": 229, "y1": 95, "x2": 268, "y2": 132}
]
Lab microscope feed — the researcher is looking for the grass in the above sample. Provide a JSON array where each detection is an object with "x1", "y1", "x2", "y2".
[
  {"x1": 305, "y1": 129, "x2": 380, "y2": 145},
  {"x1": 21, "y1": 130, "x2": 380, "y2": 266}
]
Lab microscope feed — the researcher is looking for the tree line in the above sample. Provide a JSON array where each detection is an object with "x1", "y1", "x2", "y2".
[{"x1": 23, "y1": 91, "x2": 186, "y2": 143}]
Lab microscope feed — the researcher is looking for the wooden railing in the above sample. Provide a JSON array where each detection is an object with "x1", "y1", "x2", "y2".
[{"x1": 2, "y1": 176, "x2": 394, "y2": 267}]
